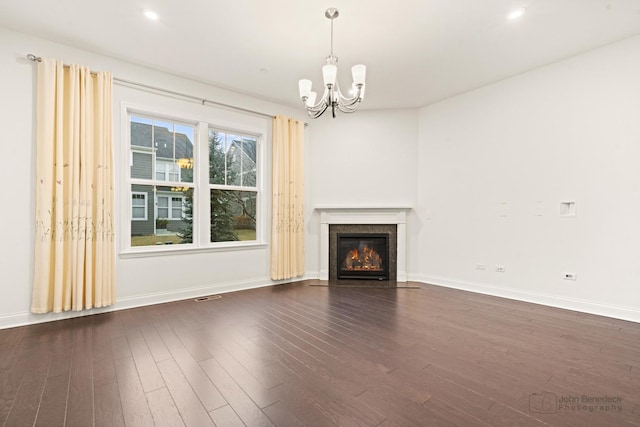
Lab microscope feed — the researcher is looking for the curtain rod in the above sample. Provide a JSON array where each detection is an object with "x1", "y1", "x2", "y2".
[{"x1": 25, "y1": 54, "x2": 295, "y2": 122}]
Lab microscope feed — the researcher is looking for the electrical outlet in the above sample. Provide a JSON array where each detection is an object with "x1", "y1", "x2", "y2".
[
  {"x1": 495, "y1": 265, "x2": 505, "y2": 273},
  {"x1": 476, "y1": 263, "x2": 486, "y2": 270},
  {"x1": 563, "y1": 272, "x2": 577, "y2": 281}
]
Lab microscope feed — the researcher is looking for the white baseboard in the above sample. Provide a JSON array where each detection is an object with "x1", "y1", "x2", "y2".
[
  {"x1": 0, "y1": 276, "x2": 307, "y2": 330},
  {"x1": 410, "y1": 274, "x2": 640, "y2": 324}
]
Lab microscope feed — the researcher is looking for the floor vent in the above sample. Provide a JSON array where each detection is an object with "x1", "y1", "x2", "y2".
[{"x1": 194, "y1": 295, "x2": 222, "y2": 302}]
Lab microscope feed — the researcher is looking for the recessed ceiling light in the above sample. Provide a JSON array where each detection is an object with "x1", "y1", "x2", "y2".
[
  {"x1": 507, "y1": 7, "x2": 526, "y2": 20},
  {"x1": 144, "y1": 10, "x2": 159, "y2": 21}
]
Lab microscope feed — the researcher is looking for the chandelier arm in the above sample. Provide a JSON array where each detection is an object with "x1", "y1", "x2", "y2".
[
  {"x1": 339, "y1": 93, "x2": 363, "y2": 108},
  {"x1": 337, "y1": 102, "x2": 362, "y2": 113},
  {"x1": 302, "y1": 91, "x2": 329, "y2": 114},
  {"x1": 304, "y1": 100, "x2": 326, "y2": 113},
  {"x1": 337, "y1": 106, "x2": 360, "y2": 114},
  {"x1": 307, "y1": 103, "x2": 329, "y2": 118},
  {"x1": 331, "y1": 83, "x2": 363, "y2": 108},
  {"x1": 306, "y1": 87, "x2": 330, "y2": 112}
]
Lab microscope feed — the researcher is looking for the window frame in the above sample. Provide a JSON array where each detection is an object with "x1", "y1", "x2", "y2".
[{"x1": 121, "y1": 104, "x2": 266, "y2": 257}]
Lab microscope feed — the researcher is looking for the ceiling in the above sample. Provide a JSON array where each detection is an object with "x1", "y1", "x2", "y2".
[{"x1": 2, "y1": 0, "x2": 640, "y2": 110}]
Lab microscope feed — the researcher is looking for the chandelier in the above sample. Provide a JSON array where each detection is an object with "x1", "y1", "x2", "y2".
[{"x1": 298, "y1": 8, "x2": 366, "y2": 119}]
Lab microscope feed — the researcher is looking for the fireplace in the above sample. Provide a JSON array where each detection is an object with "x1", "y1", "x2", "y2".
[
  {"x1": 318, "y1": 207, "x2": 409, "y2": 282},
  {"x1": 337, "y1": 233, "x2": 389, "y2": 280}
]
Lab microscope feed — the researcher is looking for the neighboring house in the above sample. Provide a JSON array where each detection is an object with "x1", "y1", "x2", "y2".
[
  {"x1": 228, "y1": 138, "x2": 257, "y2": 187},
  {"x1": 130, "y1": 122, "x2": 194, "y2": 236}
]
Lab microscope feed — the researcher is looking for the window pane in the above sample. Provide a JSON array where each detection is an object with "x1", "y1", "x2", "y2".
[
  {"x1": 210, "y1": 190, "x2": 256, "y2": 242},
  {"x1": 132, "y1": 191, "x2": 146, "y2": 220},
  {"x1": 169, "y1": 163, "x2": 179, "y2": 181},
  {"x1": 177, "y1": 158, "x2": 194, "y2": 183},
  {"x1": 209, "y1": 130, "x2": 225, "y2": 185},
  {"x1": 131, "y1": 117, "x2": 193, "y2": 184},
  {"x1": 175, "y1": 124, "x2": 195, "y2": 184},
  {"x1": 130, "y1": 184, "x2": 193, "y2": 247},
  {"x1": 132, "y1": 207, "x2": 145, "y2": 219},
  {"x1": 131, "y1": 117, "x2": 153, "y2": 149},
  {"x1": 171, "y1": 197, "x2": 183, "y2": 219},
  {"x1": 226, "y1": 134, "x2": 242, "y2": 186},
  {"x1": 131, "y1": 152, "x2": 152, "y2": 179},
  {"x1": 209, "y1": 131, "x2": 257, "y2": 188},
  {"x1": 241, "y1": 138, "x2": 257, "y2": 187},
  {"x1": 157, "y1": 195, "x2": 168, "y2": 219}
]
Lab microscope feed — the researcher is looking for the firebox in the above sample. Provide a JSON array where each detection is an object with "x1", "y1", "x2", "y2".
[{"x1": 337, "y1": 233, "x2": 389, "y2": 280}]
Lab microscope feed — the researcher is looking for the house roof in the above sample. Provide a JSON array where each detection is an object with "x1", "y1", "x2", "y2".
[{"x1": 131, "y1": 122, "x2": 193, "y2": 160}]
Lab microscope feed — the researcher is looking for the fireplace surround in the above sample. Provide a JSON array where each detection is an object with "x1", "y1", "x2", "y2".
[{"x1": 317, "y1": 207, "x2": 410, "y2": 282}]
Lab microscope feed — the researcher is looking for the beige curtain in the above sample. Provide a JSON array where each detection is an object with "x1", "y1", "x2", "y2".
[
  {"x1": 32, "y1": 59, "x2": 115, "y2": 314},
  {"x1": 270, "y1": 115, "x2": 305, "y2": 280}
]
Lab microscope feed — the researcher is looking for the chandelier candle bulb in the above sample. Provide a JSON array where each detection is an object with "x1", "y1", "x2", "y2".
[
  {"x1": 298, "y1": 79, "x2": 312, "y2": 99},
  {"x1": 352, "y1": 65, "x2": 366, "y2": 86},
  {"x1": 322, "y1": 64, "x2": 337, "y2": 86}
]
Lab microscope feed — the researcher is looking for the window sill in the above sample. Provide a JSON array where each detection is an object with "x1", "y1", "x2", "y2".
[{"x1": 119, "y1": 241, "x2": 268, "y2": 258}]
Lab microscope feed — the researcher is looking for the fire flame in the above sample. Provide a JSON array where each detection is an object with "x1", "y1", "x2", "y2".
[{"x1": 343, "y1": 245, "x2": 383, "y2": 271}]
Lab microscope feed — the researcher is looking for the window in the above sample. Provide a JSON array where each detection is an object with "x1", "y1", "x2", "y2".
[
  {"x1": 156, "y1": 159, "x2": 180, "y2": 181},
  {"x1": 129, "y1": 115, "x2": 195, "y2": 247},
  {"x1": 156, "y1": 193, "x2": 185, "y2": 220},
  {"x1": 126, "y1": 111, "x2": 262, "y2": 251},
  {"x1": 209, "y1": 130, "x2": 258, "y2": 242},
  {"x1": 131, "y1": 192, "x2": 147, "y2": 220}
]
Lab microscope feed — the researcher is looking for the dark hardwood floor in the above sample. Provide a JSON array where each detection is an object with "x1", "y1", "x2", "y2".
[{"x1": 1, "y1": 281, "x2": 639, "y2": 426}]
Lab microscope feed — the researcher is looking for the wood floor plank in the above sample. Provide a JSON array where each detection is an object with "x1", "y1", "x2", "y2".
[
  {"x1": 268, "y1": 383, "x2": 338, "y2": 427},
  {"x1": 157, "y1": 358, "x2": 215, "y2": 427},
  {"x1": 200, "y1": 356, "x2": 275, "y2": 427},
  {"x1": 4, "y1": 371, "x2": 48, "y2": 427},
  {"x1": 92, "y1": 317, "x2": 125, "y2": 427},
  {"x1": 0, "y1": 328, "x2": 25, "y2": 370},
  {"x1": 140, "y1": 325, "x2": 172, "y2": 363},
  {"x1": 146, "y1": 386, "x2": 186, "y2": 427},
  {"x1": 94, "y1": 380, "x2": 126, "y2": 427},
  {"x1": 127, "y1": 329, "x2": 166, "y2": 393},
  {"x1": 114, "y1": 356, "x2": 155, "y2": 427},
  {"x1": 198, "y1": 327, "x2": 283, "y2": 389},
  {"x1": 196, "y1": 335, "x2": 278, "y2": 408},
  {"x1": 261, "y1": 401, "x2": 305, "y2": 427},
  {"x1": 209, "y1": 404, "x2": 245, "y2": 427},
  {"x1": 64, "y1": 323, "x2": 95, "y2": 427},
  {"x1": 155, "y1": 322, "x2": 227, "y2": 412}
]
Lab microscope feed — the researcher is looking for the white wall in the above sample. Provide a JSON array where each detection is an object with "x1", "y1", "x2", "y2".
[
  {"x1": 304, "y1": 110, "x2": 420, "y2": 276},
  {"x1": 0, "y1": 27, "x2": 305, "y2": 328},
  {"x1": 416, "y1": 35, "x2": 640, "y2": 322}
]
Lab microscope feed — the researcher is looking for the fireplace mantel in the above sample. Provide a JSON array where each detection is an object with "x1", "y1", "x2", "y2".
[{"x1": 316, "y1": 206, "x2": 411, "y2": 282}]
